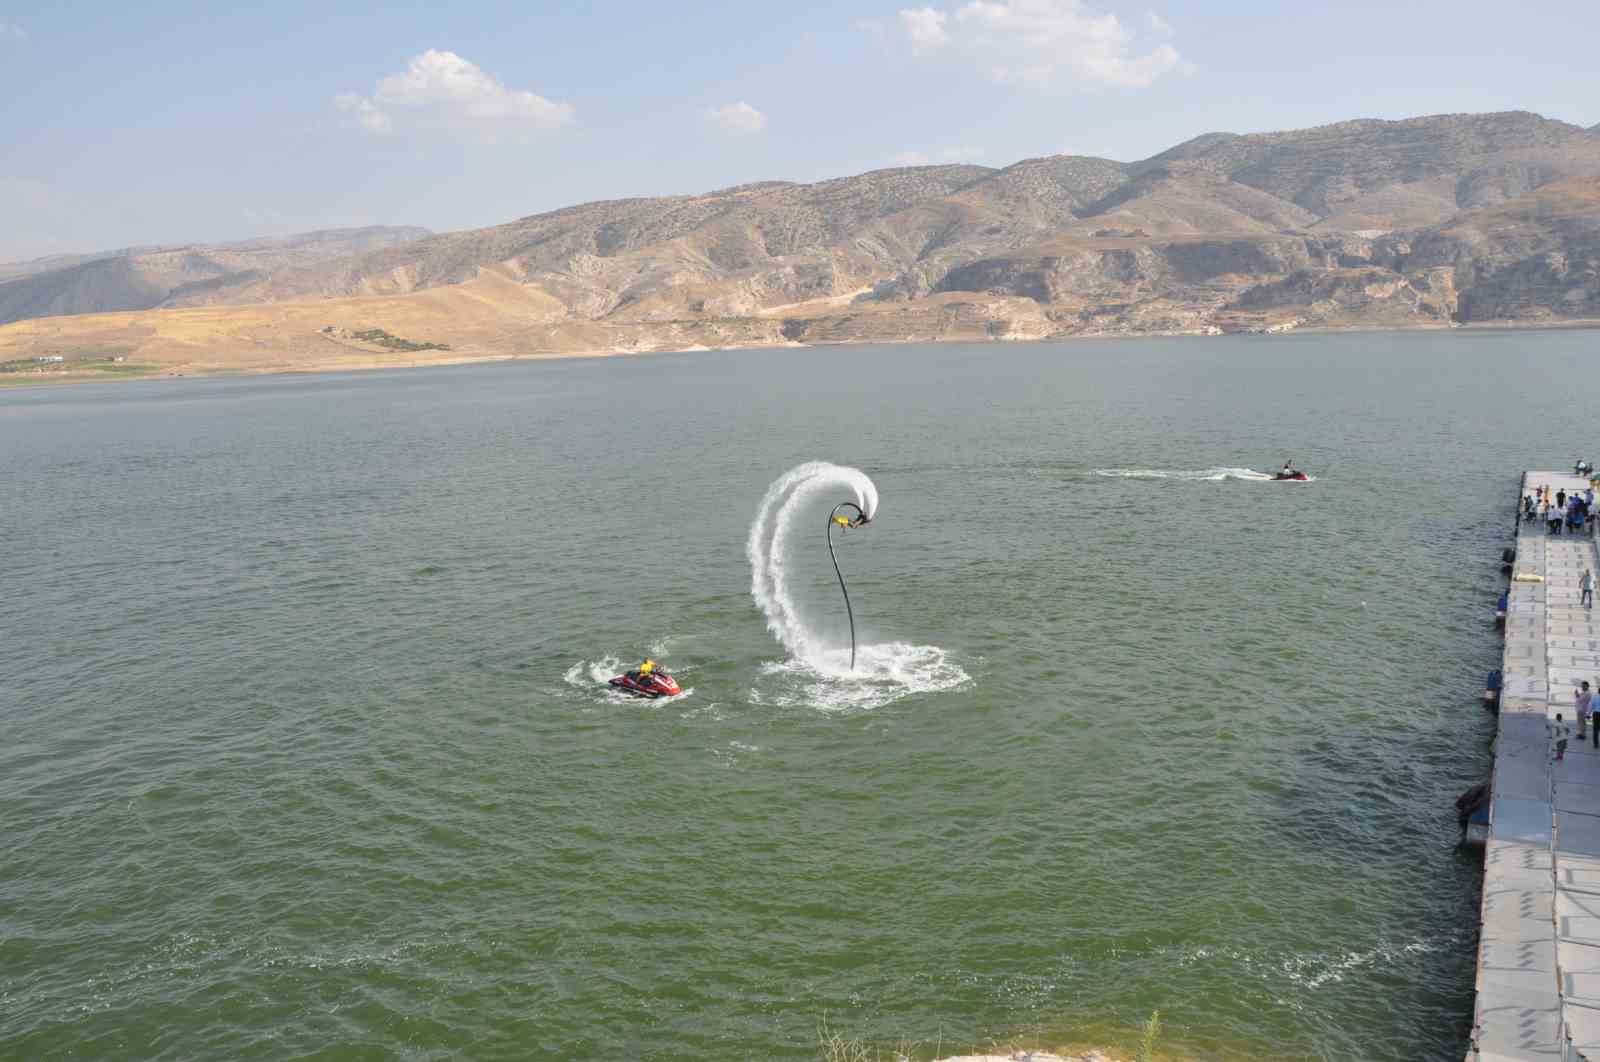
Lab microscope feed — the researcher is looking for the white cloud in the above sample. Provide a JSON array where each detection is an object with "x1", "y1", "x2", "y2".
[
  {"x1": 1146, "y1": 11, "x2": 1172, "y2": 33},
  {"x1": 334, "y1": 50, "x2": 574, "y2": 142},
  {"x1": 702, "y1": 101, "x2": 768, "y2": 135},
  {"x1": 0, "y1": 21, "x2": 26, "y2": 41},
  {"x1": 334, "y1": 92, "x2": 393, "y2": 134},
  {"x1": 888, "y1": 0, "x2": 1181, "y2": 89},
  {"x1": 899, "y1": 7, "x2": 949, "y2": 52}
]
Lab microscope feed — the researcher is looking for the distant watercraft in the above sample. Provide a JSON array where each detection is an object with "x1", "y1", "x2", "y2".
[{"x1": 1273, "y1": 470, "x2": 1309, "y2": 481}]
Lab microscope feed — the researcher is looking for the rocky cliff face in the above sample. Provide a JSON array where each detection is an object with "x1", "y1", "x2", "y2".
[
  {"x1": 1408, "y1": 178, "x2": 1600, "y2": 321},
  {"x1": 5, "y1": 112, "x2": 1600, "y2": 353}
]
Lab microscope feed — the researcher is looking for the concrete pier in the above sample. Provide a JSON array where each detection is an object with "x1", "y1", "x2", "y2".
[{"x1": 1471, "y1": 472, "x2": 1600, "y2": 1061}]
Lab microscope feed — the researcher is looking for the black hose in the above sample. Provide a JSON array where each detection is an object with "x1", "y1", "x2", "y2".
[{"x1": 828, "y1": 502, "x2": 866, "y2": 670}]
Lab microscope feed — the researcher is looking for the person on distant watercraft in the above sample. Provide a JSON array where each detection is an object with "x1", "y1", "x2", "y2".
[
  {"x1": 1282, "y1": 460, "x2": 1296, "y2": 476},
  {"x1": 638, "y1": 659, "x2": 656, "y2": 677}
]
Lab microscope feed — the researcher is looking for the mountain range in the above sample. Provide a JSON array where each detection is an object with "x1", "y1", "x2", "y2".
[
  {"x1": 0, "y1": 227, "x2": 429, "y2": 324},
  {"x1": 3, "y1": 111, "x2": 1598, "y2": 375}
]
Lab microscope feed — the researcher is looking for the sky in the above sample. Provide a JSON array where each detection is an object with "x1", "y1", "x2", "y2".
[{"x1": 2, "y1": 0, "x2": 1597, "y2": 261}]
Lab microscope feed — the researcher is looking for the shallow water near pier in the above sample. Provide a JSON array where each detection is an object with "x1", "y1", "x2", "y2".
[{"x1": 4, "y1": 330, "x2": 1596, "y2": 1059}]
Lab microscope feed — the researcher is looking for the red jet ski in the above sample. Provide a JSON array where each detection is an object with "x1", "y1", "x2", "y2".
[
  {"x1": 608, "y1": 662, "x2": 682, "y2": 698},
  {"x1": 1273, "y1": 470, "x2": 1309, "y2": 481}
]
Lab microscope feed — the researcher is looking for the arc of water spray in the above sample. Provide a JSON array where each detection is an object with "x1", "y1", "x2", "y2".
[{"x1": 747, "y1": 463, "x2": 879, "y2": 668}]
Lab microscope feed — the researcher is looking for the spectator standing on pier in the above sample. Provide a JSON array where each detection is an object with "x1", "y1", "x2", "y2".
[
  {"x1": 1554, "y1": 712, "x2": 1570, "y2": 762},
  {"x1": 1577, "y1": 682, "x2": 1592, "y2": 739},
  {"x1": 1584, "y1": 570, "x2": 1595, "y2": 609},
  {"x1": 1558, "y1": 489, "x2": 1568, "y2": 511},
  {"x1": 1549, "y1": 502, "x2": 1564, "y2": 535}
]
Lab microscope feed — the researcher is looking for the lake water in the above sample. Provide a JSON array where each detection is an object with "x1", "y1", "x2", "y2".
[{"x1": 4, "y1": 329, "x2": 1596, "y2": 1060}]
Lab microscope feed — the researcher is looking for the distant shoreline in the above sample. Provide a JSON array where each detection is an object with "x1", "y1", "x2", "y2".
[{"x1": 3, "y1": 317, "x2": 1598, "y2": 391}]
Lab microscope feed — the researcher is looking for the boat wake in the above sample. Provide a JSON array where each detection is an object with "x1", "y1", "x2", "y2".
[
  {"x1": 747, "y1": 462, "x2": 968, "y2": 709},
  {"x1": 1093, "y1": 466, "x2": 1302, "y2": 482}
]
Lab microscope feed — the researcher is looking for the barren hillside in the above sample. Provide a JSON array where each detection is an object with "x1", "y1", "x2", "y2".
[
  {"x1": 4, "y1": 112, "x2": 1599, "y2": 380},
  {"x1": 0, "y1": 227, "x2": 429, "y2": 325}
]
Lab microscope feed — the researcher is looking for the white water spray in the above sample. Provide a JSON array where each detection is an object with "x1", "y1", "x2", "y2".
[
  {"x1": 747, "y1": 462, "x2": 878, "y2": 663},
  {"x1": 746, "y1": 463, "x2": 968, "y2": 707},
  {"x1": 1092, "y1": 466, "x2": 1313, "y2": 482}
]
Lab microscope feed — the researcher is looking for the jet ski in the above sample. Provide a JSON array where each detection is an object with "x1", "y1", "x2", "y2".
[
  {"x1": 608, "y1": 665, "x2": 682, "y2": 698},
  {"x1": 1273, "y1": 470, "x2": 1309, "y2": 481}
]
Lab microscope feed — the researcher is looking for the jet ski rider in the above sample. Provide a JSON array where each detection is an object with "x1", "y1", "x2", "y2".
[{"x1": 1281, "y1": 459, "x2": 1297, "y2": 478}]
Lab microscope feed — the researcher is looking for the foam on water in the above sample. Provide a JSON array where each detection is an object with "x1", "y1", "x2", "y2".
[
  {"x1": 753, "y1": 640, "x2": 970, "y2": 710},
  {"x1": 564, "y1": 656, "x2": 624, "y2": 687},
  {"x1": 1093, "y1": 466, "x2": 1314, "y2": 482},
  {"x1": 747, "y1": 463, "x2": 967, "y2": 709},
  {"x1": 1169, "y1": 930, "x2": 1458, "y2": 991}
]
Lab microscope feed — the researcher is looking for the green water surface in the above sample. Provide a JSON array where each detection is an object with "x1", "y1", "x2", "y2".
[{"x1": 5, "y1": 330, "x2": 1592, "y2": 1059}]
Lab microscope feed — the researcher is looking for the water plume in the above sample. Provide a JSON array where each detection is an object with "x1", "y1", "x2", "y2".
[
  {"x1": 746, "y1": 462, "x2": 967, "y2": 708},
  {"x1": 747, "y1": 462, "x2": 878, "y2": 663}
]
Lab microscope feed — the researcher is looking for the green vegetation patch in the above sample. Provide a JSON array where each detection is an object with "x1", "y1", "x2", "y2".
[
  {"x1": 348, "y1": 328, "x2": 451, "y2": 353},
  {"x1": 0, "y1": 355, "x2": 158, "y2": 383}
]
